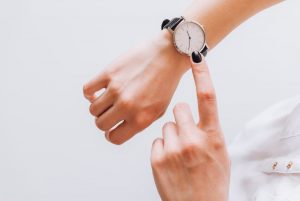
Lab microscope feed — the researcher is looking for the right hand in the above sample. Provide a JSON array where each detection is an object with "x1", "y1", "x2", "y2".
[
  {"x1": 151, "y1": 52, "x2": 230, "y2": 201},
  {"x1": 83, "y1": 30, "x2": 190, "y2": 145}
]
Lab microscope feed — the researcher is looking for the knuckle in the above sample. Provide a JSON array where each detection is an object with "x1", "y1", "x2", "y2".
[
  {"x1": 198, "y1": 89, "x2": 216, "y2": 102},
  {"x1": 95, "y1": 119, "x2": 108, "y2": 131},
  {"x1": 181, "y1": 142, "x2": 201, "y2": 156},
  {"x1": 151, "y1": 156, "x2": 166, "y2": 169},
  {"x1": 203, "y1": 125, "x2": 221, "y2": 134},
  {"x1": 133, "y1": 112, "x2": 153, "y2": 129},
  {"x1": 210, "y1": 136, "x2": 225, "y2": 151},
  {"x1": 108, "y1": 81, "x2": 122, "y2": 97},
  {"x1": 173, "y1": 102, "x2": 189, "y2": 114},
  {"x1": 89, "y1": 104, "x2": 97, "y2": 116},
  {"x1": 118, "y1": 95, "x2": 133, "y2": 109},
  {"x1": 180, "y1": 142, "x2": 211, "y2": 167},
  {"x1": 165, "y1": 150, "x2": 181, "y2": 162},
  {"x1": 101, "y1": 70, "x2": 112, "y2": 82}
]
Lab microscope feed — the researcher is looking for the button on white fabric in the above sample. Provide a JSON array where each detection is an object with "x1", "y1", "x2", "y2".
[
  {"x1": 261, "y1": 158, "x2": 300, "y2": 174},
  {"x1": 229, "y1": 96, "x2": 300, "y2": 201}
]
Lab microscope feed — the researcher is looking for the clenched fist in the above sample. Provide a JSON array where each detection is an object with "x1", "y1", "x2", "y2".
[{"x1": 83, "y1": 30, "x2": 189, "y2": 145}]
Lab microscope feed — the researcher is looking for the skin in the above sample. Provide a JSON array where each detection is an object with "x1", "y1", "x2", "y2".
[
  {"x1": 83, "y1": 0, "x2": 283, "y2": 145},
  {"x1": 151, "y1": 55, "x2": 230, "y2": 201},
  {"x1": 82, "y1": 0, "x2": 285, "y2": 199}
]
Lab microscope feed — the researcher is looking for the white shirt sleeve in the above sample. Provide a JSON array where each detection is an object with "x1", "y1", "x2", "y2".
[{"x1": 229, "y1": 96, "x2": 300, "y2": 201}]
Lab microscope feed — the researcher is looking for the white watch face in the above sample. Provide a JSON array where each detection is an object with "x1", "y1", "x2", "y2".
[{"x1": 173, "y1": 21, "x2": 205, "y2": 55}]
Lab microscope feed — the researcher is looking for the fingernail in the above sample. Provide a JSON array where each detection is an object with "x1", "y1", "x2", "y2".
[{"x1": 192, "y1": 51, "x2": 202, "y2": 63}]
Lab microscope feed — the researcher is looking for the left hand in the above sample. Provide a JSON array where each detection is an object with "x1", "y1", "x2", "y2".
[
  {"x1": 83, "y1": 31, "x2": 189, "y2": 145},
  {"x1": 151, "y1": 52, "x2": 230, "y2": 201}
]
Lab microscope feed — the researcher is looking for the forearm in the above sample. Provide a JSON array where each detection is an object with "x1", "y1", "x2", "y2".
[
  {"x1": 159, "y1": 0, "x2": 283, "y2": 74},
  {"x1": 83, "y1": 0, "x2": 285, "y2": 143},
  {"x1": 183, "y1": 0, "x2": 284, "y2": 48}
]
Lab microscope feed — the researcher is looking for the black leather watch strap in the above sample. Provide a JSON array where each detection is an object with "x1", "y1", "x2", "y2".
[
  {"x1": 201, "y1": 45, "x2": 208, "y2": 57},
  {"x1": 161, "y1": 17, "x2": 184, "y2": 31}
]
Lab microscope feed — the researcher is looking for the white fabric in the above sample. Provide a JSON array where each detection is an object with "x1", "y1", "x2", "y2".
[{"x1": 229, "y1": 96, "x2": 300, "y2": 201}]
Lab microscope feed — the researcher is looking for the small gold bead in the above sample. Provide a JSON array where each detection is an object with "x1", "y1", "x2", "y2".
[
  {"x1": 287, "y1": 161, "x2": 293, "y2": 170},
  {"x1": 272, "y1": 162, "x2": 278, "y2": 170}
]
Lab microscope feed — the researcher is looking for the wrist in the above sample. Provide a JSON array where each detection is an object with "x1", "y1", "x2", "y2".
[{"x1": 155, "y1": 29, "x2": 191, "y2": 75}]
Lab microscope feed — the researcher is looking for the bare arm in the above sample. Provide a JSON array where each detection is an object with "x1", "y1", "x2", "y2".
[
  {"x1": 183, "y1": 0, "x2": 283, "y2": 49},
  {"x1": 83, "y1": 0, "x2": 284, "y2": 145}
]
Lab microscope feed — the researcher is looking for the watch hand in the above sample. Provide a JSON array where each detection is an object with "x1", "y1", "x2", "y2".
[
  {"x1": 187, "y1": 31, "x2": 191, "y2": 38},
  {"x1": 187, "y1": 31, "x2": 191, "y2": 50}
]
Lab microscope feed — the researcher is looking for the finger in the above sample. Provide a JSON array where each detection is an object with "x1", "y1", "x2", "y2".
[
  {"x1": 105, "y1": 120, "x2": 140, "y2": 145},
  {"x1": 173, "y1": 102, "x2": 195, "y2": 135},
  {"x1": 89, "y1": 90, "x2": 115, "y2": 117},
  {"x1": 83, "y1": 72, "x2": 109, "y2": 102},
  {"x1": 95, "y1": 105, "x2": 124, "y2": 131},
  {"x1": 191, "y1": 51, "x2": 219, "y2": 129},
  {"x1": 150, "y1": 138, "x2": 164, "y2": 166},
  {"x1": 162, "y1": 122, "x2": 180, "y2": 153}
]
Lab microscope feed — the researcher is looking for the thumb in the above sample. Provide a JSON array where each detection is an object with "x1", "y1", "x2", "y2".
[{"x1": 190, "y1": 51, "x2": 219, "y2": 129}]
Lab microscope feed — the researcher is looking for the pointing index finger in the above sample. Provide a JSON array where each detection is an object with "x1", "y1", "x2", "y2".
[{"x1": 191, "y1": 51, "x2": 219, "y2": 129}]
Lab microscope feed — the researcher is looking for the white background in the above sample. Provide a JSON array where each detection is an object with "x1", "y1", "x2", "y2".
[{"x1": 1, "y1": 0, "x2": 300, "y2": 200}]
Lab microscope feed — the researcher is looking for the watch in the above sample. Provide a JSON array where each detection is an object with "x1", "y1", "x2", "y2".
[{"x1": 161, "y1": 16, "x2": 208, "y2": 56}]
